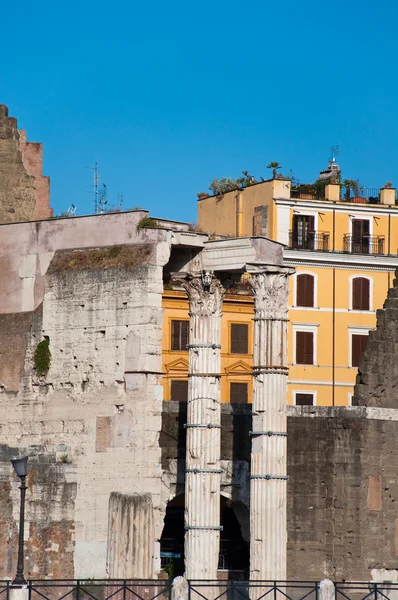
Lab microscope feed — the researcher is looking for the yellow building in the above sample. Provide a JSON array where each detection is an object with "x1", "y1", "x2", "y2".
[
  {"x1": 162, "y1": 289, "x2": 254, "y2": 404},
  {"x1": 192, "y1": 171, "x2": 398, "y2": 406}
]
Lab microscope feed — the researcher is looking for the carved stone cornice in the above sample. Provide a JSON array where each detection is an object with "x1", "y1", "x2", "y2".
[
  {"x1": 248, "y1": 268, "x2": 293, "y2": 317},
  {"x1": 171, "y1": 272, "x2": 225, "y2": 317}
]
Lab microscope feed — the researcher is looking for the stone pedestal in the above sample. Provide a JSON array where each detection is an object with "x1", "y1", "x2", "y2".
[
  {"x1": 174, "y1": 272, "x2": 225, "y2": 581},
  {"x1": 248, "y1": 267, "x2": 293, "y2": 582}
]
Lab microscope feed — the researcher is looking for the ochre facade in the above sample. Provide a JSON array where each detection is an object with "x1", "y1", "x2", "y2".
[{"x1": 195, "y1": 178, "x2": 398, "y2": 406}]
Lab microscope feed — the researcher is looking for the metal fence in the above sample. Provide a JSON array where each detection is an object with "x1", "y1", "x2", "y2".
[
  {"x1": 27, "y1": 581, "x2": 172, "y2": 600},
  {"x1": 335, "y1": 582, "x2": 398, "y2": 600},
  {"x1": 0, "y1": 582, "x2": 9, "y2": 600},
  {"x1": 188, "y1": 580, "x2": 319, "y2": 600},
  {"x1": 2, "y1": 580, "x2": 398, "y2": 600}
]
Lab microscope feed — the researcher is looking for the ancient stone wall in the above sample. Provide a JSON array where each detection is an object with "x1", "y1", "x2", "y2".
[
  {"x1": 354, "y1": 270, "x2": 398, "y2": 408},
  {"x1": 0, "y1": 236, "x2": 169, "y2": 579},
  {"x1": 0, "y1": 105, "x2": 52, "y2": 223},
  {"x1": 161, "y1": 404, "x2": 398, "y2": 581}
]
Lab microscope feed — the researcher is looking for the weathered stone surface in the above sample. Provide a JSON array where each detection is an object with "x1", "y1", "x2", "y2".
[
  {"x1": 161, "y1": 405, "x2": 398, "y2": 581},
  {"x1": 0, "y1": 257, "x2": 166, "y2": 579},
  {"x1": 354, "y1": 269, "x2": 398, "y2": 408},
  {"x1": 0, "y1": 105, "x2": 51, "y2": 223}
]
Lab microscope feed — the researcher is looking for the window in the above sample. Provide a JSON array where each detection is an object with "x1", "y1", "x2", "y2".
[
  {"x1": 170, "y1": 380, "x2": 188, "y2": 402},
  {"x1": 295, "y1": 393, "x2": 314, "y2": 406},
  {"x1": 296, "y1": 331, "x2": 314, "y2": 365},
  {"x1": 230, "y1": 382, "x2": 248, "y2": 403},
  {"x1": 296, "y1": 274, "x2": 314, "y2": 307},
  {"x1": 352, "y1": 219, "x2": 370, "y2": 253},
  {"x1": 352, "y1": 277, "x2": 370, "y2": 311},
  {"x1": 230, "y1": 323, "x2": 249, "y2": 354},
  {"x1": 351, "y1": 334, "x2": 368, "y2": 367},
  {"x1": 292, "y1": 215, "x2": 315, "y2": 249},
  {"x1": 171, "y1": 320, "x2": 189, "y2": 351}
]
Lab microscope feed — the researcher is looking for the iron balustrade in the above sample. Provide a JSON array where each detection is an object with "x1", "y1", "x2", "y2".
[
  {"x1": 289, "y1": 231, "x2": 330, "y2": 251},
  {"x1": 3, "y1": 580, "x2": 398, "y2": 600},
  {"x1": 188, "y1": 580, "x2": 319, "y2": 600},
  {"x1": 335, "y1": 581, "x2": 398, "y2": 600},
  {"x1": 27, "y1": 580, "x2": 172, "y2": 600},
  {"x1": 0, "y1": 582, "x2": 9, "y2": 600},
  {"x1": 343, "y1": 234, "x2": 385, "y2": 255}
]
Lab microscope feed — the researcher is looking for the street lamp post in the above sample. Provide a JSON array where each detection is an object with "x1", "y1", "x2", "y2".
[{"x1": 11, "y1": 456, "x2": 28, "y2": 586}]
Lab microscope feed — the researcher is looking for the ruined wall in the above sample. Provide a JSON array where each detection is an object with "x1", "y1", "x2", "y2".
[
  {"x1": 161, "y1": 404, "x2": 398, "y2": 581},
  {"x1": 287, "y1": 406, "x2": 398, "y2": 581},
  {"x1": 354, "y1": 269, "x2": 398, "y2": 408},
  {"x1": 0, "y1": 443, "x2": 76, "y2": 579},
  {"x1": 0, "y1": 105, "x2": 52, "y2": 223},
  {"x1": 0, "y1": 219, "x2": 171, "y2": 578}
]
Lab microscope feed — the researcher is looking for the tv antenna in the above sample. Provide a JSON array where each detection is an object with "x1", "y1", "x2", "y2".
[
  {"x1": 330, "y1": 146, "x2": 339, "y2": 164},
  {"x1": 84, "y1": 162, "x2": 99, "y2": 213},
  {"x1": 98, "y1": 184, "x2": 108, "y2": 213}
]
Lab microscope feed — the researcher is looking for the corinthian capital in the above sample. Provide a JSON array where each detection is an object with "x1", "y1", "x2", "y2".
[
  {"x1": 248, "y1": 267, "x2": 293, "y2": 316},
  {"x1": 171, "y1": 272, "x2": 225, "y2": 317}
]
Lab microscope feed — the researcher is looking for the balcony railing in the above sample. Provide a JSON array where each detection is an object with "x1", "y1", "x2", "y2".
[
  {"x1": 343, "y1": 234, "x2": 385, "y2": 255},
  {"x1": 289, "y1": 230, "x2": 330, "y2": 251}
]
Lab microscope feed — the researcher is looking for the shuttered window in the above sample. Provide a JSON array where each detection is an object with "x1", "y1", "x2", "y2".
[
  {"x1": 296, "y1": 331, "x2": 314, "y2": 365},
  {"x1": 352, "y1": 278, "x2": 370, "y2": 310},
  {"x1": 296, "y1": 274, "x2": 314, "y2": 307},
  {"x1": 170, "y1": 380, "x2": 188, "y2": 402},
  {"x1": 171, "y1": 320, "x2": 189, "y2": 351},
  {"x1": 230, "y1": 382, "x2": 248, "y2": 403},
  {"x1": 295, "y1": 393, "x2": 314, "y2": 406},
  {"x1": 351, "y1": 334, "x2": 368, "y2": 367},
  {"x1": 230, "y1": 323, "x2": 249, "y2": 354}
]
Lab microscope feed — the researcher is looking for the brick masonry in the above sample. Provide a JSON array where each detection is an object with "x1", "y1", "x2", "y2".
[
  {"x1": 0, "y1": 105, "x2": 52, "y2": 223},
  {"x1": 354, "y1": 269, "x2": 398, "y2": 408},
  {"x1": 160, "y1": 404, "x2": 398, "y2": 581}
]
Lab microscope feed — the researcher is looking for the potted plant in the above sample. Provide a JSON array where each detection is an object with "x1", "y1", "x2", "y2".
[
  {"x1": 342, "y1": 179, "x2": 365, "y2": 203},
  {"x1": 197, "y1": 192, "x2": 209, "y2": 200},
  {"x1": 267, "y1": 161, "x2": 282, "y2": 179}
]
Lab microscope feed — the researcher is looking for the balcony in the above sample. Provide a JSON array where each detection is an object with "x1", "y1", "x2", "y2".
[
  {"x1": 289, "y1": 230, "x2": 330, "y2": 251},
  {"x1": 343, "y1": 234, "x2": 385, "y2": 255}
]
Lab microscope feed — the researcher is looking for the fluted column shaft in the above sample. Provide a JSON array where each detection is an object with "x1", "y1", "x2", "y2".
[
  {"x1": 176, "y1": 273, "x2": 225, "y2": 581},
  {"x1": 249, "y1": 268, "x2": 293, "y2": 582}
]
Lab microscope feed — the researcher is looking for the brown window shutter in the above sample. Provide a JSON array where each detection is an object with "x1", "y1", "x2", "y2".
[
  {"x1": 352, "y1": 334, "x2": 368, "y2": 367},
  {"x1": 296, "y1": 331, "x2": 314, "y2": 364},
  {"x1": 230, "y1": 324, "x2": 249, "y2": 354},
  {"x1": 171, "y1": 320, "x2": 189, "y2": 351},
  {"x1": 297, "y1": 274, "x2": 314, "y2": 307},
  {"x1": 170, "y1": 380, "x2": 188, "y2": 401},
  {"x1": 352, "y1": 278, "x2": 370, "y2": 311},
  {"x1": 295, "y1": 393, "x2": 314, "y2": 406},
  {"x1": 230, "y1": 382, "x2": 248, "y2": 403},
  {"x1": 181, "y1": 320, "x2": 189, "y2": 350}
]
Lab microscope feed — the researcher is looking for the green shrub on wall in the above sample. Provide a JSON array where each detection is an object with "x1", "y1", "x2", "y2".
[{"x1": 34, "y1": 337, "x2": 51, "y2": 376}]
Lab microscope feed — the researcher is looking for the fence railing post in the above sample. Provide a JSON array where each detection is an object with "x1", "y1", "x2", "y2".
[{"x1": 319, "y1": 579, "x2": 335, "y2": 600}]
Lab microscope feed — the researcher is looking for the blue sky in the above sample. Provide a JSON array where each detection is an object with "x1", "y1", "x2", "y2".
[{"x1": 2, "y1": 0, "x2": 398, "y2": 222}]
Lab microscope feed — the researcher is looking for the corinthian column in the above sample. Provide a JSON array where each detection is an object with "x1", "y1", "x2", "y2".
[
  {"x1": 248, "y1": 266, "x2": 293, "y2": 582},
  {"x1": 173, "y1": 271, "x2": 225, "y2": 581}
]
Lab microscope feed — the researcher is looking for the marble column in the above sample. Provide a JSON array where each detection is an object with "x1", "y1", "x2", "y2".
[
  {"x1": 174, "y1": 271, "x2": 225, "y2": 581},
  {"x1": 248, "y1": 267, "x2": 293, "y2": 582}
]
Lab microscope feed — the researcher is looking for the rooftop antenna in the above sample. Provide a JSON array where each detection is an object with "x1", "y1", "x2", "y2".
[
  {"x1": 118, "y1": 193, "x2": 123, "y2": 210},
  {"x1": 330, "y1": 145, "x2": 339, "y2": 164},
  {"x1": 84, "y1": 162, "x2": 99, "y2": 213},
  {"x1": 67, "y1": 204, "x2": 77, "y2": 217},
  {"x1": 98, "y1": 183, "x2": 107, "y2": 213}
]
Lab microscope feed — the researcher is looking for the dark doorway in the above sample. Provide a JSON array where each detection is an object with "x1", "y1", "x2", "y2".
[
  {"x1": 160, "y1": 494, "x2": 185, "y2": 577},
  {"x1": 219, "y1": 497, "x2": 250, "y2": 578},
  {"x1": 161, "y1": 493, "x2": 249, "y2": 578}
]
